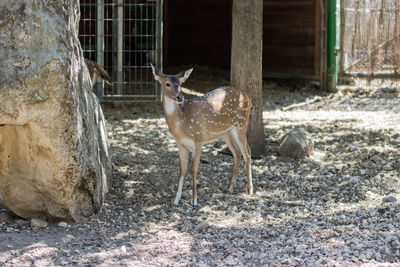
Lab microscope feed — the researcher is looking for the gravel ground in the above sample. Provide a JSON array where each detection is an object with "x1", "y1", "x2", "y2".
[{"x1": 1, "y1": 73, "x2": 400, "y2": 266}]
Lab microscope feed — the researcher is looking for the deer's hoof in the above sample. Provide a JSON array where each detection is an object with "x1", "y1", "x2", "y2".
[
  {"x1": 191, "y1": 199, "x2": 199, "y2": 208},
  {"x1": 173, "y1": 200, "x2": 180, "y2": 206},
  {"x1": 228, "y1": 186, "x2": 235, "y2": 193}
]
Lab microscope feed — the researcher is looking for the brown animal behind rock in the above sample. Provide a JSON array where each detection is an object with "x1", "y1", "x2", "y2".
[{"x1": 84, "y1": 59, "x2": 113, "y2": 88}]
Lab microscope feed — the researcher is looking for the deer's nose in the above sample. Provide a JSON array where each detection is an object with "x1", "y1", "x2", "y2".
[{"x1": 175, "y1": 93, "x2": 184, "y2": 103}]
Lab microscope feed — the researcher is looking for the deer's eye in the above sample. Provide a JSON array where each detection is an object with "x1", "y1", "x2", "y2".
[{"x1": 165, "y1": 82, "x2": 171, "y2": 88}]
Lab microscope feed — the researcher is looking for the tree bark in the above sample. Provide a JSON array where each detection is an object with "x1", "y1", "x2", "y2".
[{"x1": 231, "y1": 0, "x2": 266, "y2": 157}]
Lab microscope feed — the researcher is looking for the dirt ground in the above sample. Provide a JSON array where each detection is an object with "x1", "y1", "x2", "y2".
[{"x1": 1, "y1": 67, "x2": 400, "y2": 266}]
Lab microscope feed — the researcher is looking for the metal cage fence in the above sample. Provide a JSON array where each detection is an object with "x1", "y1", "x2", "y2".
[{"x1": 79, "y1": 0, "x2": 163, "y2": 101}]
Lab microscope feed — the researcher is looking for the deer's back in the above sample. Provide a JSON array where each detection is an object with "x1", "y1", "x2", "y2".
[{"x1": 181, "y1": 86, "x2": 251, "y2": 140}]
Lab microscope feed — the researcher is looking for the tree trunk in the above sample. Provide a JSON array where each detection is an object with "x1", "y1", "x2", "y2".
[{"x1": 231, "y1": 0, "x2": 266, "y2": 157}]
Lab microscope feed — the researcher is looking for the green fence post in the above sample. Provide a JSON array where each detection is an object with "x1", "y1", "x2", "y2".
[{"x1": 327, "y1": 0, "x2": 338, "y2": 92}]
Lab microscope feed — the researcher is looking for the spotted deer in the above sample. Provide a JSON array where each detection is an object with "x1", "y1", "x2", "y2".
[{"x1": 151, "y1": 64, "x2": 253, "y2": 206}]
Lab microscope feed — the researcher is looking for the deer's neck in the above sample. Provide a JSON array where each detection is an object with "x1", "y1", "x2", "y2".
[
  {"x1": 162, "y1": 95, "x2": 184, "y2": 132},
  {"x1": 163, "y1": 96, "x2": 179, "y2": 116}
]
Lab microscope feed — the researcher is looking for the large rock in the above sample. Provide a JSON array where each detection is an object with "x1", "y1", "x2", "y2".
[
  {"x1": 277, "y1": 129, "x2": 314, "y2": 158},
  {"x1": 0, "y1": 0, "x2": 112, "y2": 222}
]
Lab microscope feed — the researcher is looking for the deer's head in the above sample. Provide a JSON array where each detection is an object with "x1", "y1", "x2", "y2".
[{"x1": 151, "y1": 64, "x2": 193, "y2": 104}]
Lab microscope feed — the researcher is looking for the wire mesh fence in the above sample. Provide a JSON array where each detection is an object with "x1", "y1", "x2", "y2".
[
  {"x1": 341, "y1": 0, "x2": 400, "y2": 77},
  {"x1": 79, "y1": 0, "x2": 162, "y2": 101}
]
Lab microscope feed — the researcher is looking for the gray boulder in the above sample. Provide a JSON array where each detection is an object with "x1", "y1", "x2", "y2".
[
  {"x1": 0, "y1": 0, "x2": 112, "y2": 222},
  {"x1": 277, "y1": 129, "x2": 314, "y2": 158}
]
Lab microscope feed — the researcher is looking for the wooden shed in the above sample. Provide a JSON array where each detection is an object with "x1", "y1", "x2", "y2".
[{"x1": 164, "y1": 0, "x2": 322, "y2": 80}]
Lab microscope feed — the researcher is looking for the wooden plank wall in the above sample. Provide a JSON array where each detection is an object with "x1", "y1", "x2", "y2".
[
  {"x1": 263, "y1": 0, "x2": 318, "y2": 75},
  {"x1": 164, "y1": 0, "x2": 319, "y2": 77}
]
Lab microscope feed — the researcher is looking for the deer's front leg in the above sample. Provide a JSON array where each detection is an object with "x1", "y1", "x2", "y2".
[
  {"x1": 190, "y1": 144, "x2": 202, "y2": 207},
  {"x1": 174, "y1": 144, "x2": 189, "y2": 205}
]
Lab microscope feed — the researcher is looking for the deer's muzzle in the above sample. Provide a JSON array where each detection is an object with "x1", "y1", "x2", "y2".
[{"x1": 174, "y1": 93, "x2": 184, "y2": 104}]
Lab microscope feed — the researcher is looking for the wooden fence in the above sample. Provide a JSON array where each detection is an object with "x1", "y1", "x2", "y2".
[{"x1": 340, "y1": 0, "x2": 400, "y2": 78}]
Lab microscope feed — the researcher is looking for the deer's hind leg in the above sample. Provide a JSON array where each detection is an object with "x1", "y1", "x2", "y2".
[
  {"x1": 231, "y1": 129, "x2": 253, "y2": 195},
  {"x1": 190, "y1": 143, "x2": 203, "y2": 207},
  {"x1": 223, "y1": 133, "x2": 242, "y2": 193}
]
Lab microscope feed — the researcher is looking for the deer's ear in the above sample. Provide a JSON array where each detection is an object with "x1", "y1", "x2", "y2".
[
  {"x1": 177, "y1": 68, "x2": 193, "y2": 83},
  {"x1": 150, "y1": 64, "x2": 163, "y2": 81}
]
